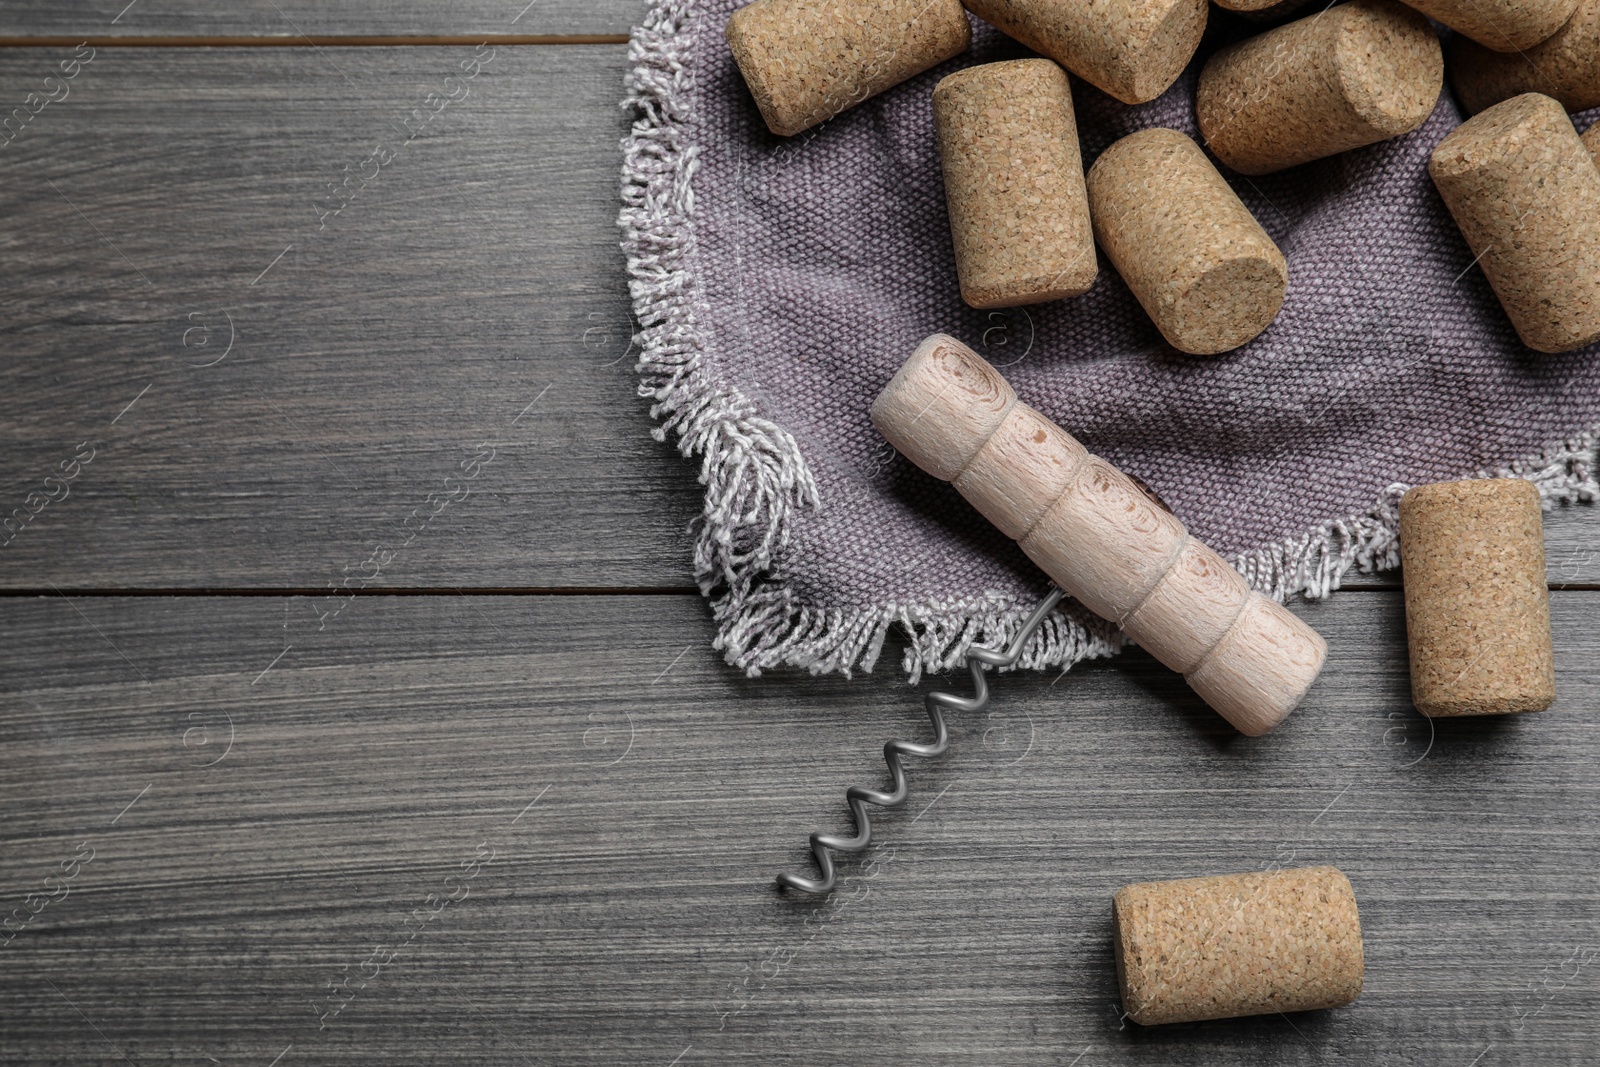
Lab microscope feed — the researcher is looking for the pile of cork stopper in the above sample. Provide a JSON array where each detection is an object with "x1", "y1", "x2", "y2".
[
  {"x1": 726, "y1": 0, "x2": 1592, "y2": 1029},
  {"x1": 727, "y1": 0, "x2": 1600, "y2": 353}
]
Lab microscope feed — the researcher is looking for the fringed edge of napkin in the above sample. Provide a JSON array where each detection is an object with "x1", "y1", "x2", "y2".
[
  {"x1": 1235, "y1": 434, "x2": 1599, "y2": 603},
  {"x1": 619, "y1": 0, "x2": 1598, "y2": 683}
]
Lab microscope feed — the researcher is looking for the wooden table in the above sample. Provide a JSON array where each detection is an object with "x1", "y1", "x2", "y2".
[{"x1": 2, "y1": 7, "x2": 1597, "y2": 1064}]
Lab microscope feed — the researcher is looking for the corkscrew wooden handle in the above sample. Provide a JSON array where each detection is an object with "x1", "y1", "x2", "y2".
[{"x1": 870, "y1": 333, "x2": 1326, "y2": 735}]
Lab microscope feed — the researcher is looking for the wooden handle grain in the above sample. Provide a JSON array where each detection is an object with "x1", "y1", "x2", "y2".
[{"x1": 869, "y1": 333, "x2": 1326, "y2": 735}]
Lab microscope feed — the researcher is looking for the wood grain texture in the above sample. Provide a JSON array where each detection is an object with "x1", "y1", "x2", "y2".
[
  {"x1": 0, "y1": 46, "x2": 1596, "y2": 592},
  {"x1": 0, "y1": 0, "x2": 652, "y2": 39},
  {"x1": 0, "y1": 23, "x2": 1595, "y2": 1067},
  {"x1": 1, "y1": 591, "x2": 1597, "y2": 1064},
  {"x1": 0, "y1": 45, "x2": 699, "y2": 589},
  {"x1": 875, "y1": 335, "x2": 1325, "y2": 735}
]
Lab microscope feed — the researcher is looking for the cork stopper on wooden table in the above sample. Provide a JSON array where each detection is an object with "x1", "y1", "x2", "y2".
[
  {"x1": 1196, "y1": 0, "x2": 1442, "y2": 176},
  {"x1": 1114, "y1": 866, "x2": 1365, "y2": 1026},
  {"x1": 724, "y1": 0, "x2": 970, "y2": 137},
  {"x1": 1448, "y1": 0, "x2": 1600, "y2": 114},
  {"x1": 932, "y1": 60, "x2": 1096, "y2": 310},
  {"x1": 1428, "y1": 92, "x2": 1600, "y2": 353},
  {"x1": 870, "y1": 333, "x2": 1327, "y2": 736},
  {"x1": 1399, "y1": 478, "x2": 1555, "y2": 717},
  {"x1": 1399, "y1": 0, "x2": 1578, "y2": 52},
  {"x1": 961, "y1": 0, "x2": 1208, "y2": 105},
  {"x1": 1086, "y1": 128, "x2": 1288, "y2": 355}
]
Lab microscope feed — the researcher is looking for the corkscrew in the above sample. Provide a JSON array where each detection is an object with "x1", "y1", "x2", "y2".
[{"x1": 776, "y1": 587, "x2": 1066, "y2": 894}]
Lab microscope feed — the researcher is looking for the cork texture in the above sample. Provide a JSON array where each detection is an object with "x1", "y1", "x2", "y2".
[
  {"x1": 1399, "y1": 478, "x2": 1556, "y2": 717},
  {"x1": 1587, "y1": 120, "x2": 1600, "y2": 164},
  {"x1": 961, "y1": 0, "x2": 1208, "y2": 105},
  {"x1": 1401, "y1": 0, "x2": 1577, "y2": 51},
  {"x1": 724, "y1": 0, "x2": 970, "y2": 137},
  {"x1": 1449, "y1": 0, "x2": 1600, "y2": 113},
  {"x1": 1429, "y1": 93, "x2": 1600, "y2": 353},
  {"x1": 1114, "y1": 866, "x2": 1364, "y2": 1026},
  {"x1": 1197, "y1": 0, "x2": 1442, "y2": 175},
  {"x1": 1086, "y1": 128, "x2": 1287, "y2": 354},
  {"x1": 934, "y1": 60, "x2": 1097, "y2": 309}
]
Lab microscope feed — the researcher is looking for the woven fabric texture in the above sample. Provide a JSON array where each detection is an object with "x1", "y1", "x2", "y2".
[{"x1": 619, "y1": 0, "x2": 1600, "y2": 680}]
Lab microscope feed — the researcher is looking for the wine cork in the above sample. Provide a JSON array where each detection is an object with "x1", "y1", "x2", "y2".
[
  {"x1": 1407, "y1": 0, "x2": 1576, "y2": 52},
  {"x1": 1196, "y1": 0, "x2": 1443, "y2": 176},
  {"x1": 1213, "y1": 0, "x2": 1294, "y2": 11},
  {"x1": 1226, "y1": 0, "x2": 1321, "y2": 18},
  {"x1": 871, "y1": 334, "x2": 1326, "y2": 735},
  {"x1": 961, "y1": 0, "x2": 1208, "y2": 105},
  {"x1": 1586, "y1": 121, "x2": 1600, "y2": 164},
  {"x1": 1399, "y1": 478, "x2": 1555, "y2": 717},
  {"x1": 1086, "y1": 128, "x2": 1287, "y2": 355},
  {"x1": 1428, "y1": 93, "x2": 1600, "y2": 353},
  {"x1": 724, "y1": 0, "x2": 971, "y2": 137},
  {"x1": 1114, "y1": 866, "x2": 1364, "y2": 1026},
  {"x1": 1449, "y1": 0, "x2": 1600, "y2": 114},
  {"x1": 933, "y1": 60, "x2": 1097, "y2": 308}
]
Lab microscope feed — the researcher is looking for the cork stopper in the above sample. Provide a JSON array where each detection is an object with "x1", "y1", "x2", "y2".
[
  {"x1": 1449, "y1": 0, "x2": 1600, "y2": 114},
  {"x1": 1197, "y1": 0, "x2": 1443, "y2": 176},
  {"x1": 1586, "y1": 121, "x2": 1600, "y2": 164},
  {"x1": 1114, "y1": 866, "x2": 1364, "y2": 1026},
  {"x1": 872, "y1": 334, "x2": 1327, "y2": 736},
  {"x1": 933, "y1": 60, "x2": 1098, "y2": 309},
  {"x1": 1428, "y1": 93, "x2": 1600, "y2": 353},
  {"x1": 1403, "y1": 0, "x2": 1577, "y2": 52},
  {"x1": 724, "y1": 0, "x2": 971, "y2": 137},
  {"x1": 1086, "y1": 128, "x2": 1288, "y2": 355},
  {"x1": 1399, "y1": 478, "x2": 1555, "y2": 717},
  {"x1": 961, "y1": 0, "x2": 1208, "y2": 105}
]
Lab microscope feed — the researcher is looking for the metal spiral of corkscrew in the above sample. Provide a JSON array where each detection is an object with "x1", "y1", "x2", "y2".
[{"x1": 776, "y1": 587, "x2": 1065, "y2": 894}]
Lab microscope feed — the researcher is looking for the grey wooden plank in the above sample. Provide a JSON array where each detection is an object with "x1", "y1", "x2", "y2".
[
  {"x1": 1, "y1": 590, "x2": 1596, "y2": 1064},
  {"x1": 0, "y1": 1, "x2": 649, "y2": 38},
  {"x1": 1543, "y1": 503, "x2": 1600, "y2": 585},
  {"x1": 0, "y1": 45, "x2": 700, "y2": 589}
]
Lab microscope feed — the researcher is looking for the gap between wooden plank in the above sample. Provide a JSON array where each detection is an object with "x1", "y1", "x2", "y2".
[
  {"x1": 0, "y1": 586, "x2": 702, "y2": 597},
  {"x1": 0, "y1": 34, "x2": 630, "y2": 46},
  {"x1": 16, "y1": 585, "x2": 1600, "y2": 596}
]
